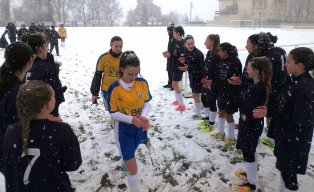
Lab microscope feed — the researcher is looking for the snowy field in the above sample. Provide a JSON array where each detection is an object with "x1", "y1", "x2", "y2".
[{"x1": 1, "y1": 26, "x2": 314, "y2": 192}]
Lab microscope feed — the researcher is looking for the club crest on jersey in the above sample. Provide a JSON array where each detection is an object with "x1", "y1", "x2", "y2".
[{"x1": 136, "y1": 91, "x2": 142, "y2": 97}]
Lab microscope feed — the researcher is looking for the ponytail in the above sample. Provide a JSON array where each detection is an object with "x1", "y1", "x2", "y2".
[
  {"x1": 250, "y1": 57, "x2": 273, "y2": 105},
  {"x1": 17, "y1": 80, "x2": 52, "y2": 154}
]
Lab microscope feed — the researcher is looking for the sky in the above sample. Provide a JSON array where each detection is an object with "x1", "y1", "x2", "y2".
[
  {"x1": 119, "y1": 0, "x2": 220, "y2": 21},
  {"x1": 1, "y1": 26, "x2": 314, "y2": 192}
]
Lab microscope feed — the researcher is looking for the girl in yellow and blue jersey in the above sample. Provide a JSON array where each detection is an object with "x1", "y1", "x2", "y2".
[
  {"x1": 90, "y1": 36, "x2": 123, "y2": 109},
  {"x1": 108, "y1": 51, "x2": 152, "y2": 192}
]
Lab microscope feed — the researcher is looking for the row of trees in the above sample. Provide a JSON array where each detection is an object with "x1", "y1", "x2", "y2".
[
  {"x1": 0, "y1": 0, "x2": 202, "y2": 26},
  {"x1": 287, "y1": 0, "x2": 314, "y2": 24},
  {"x1": 0, "y1": 0, "x2": 123, "y2": 26}
]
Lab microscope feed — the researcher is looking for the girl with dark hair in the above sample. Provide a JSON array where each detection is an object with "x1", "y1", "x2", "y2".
[
  {"x1": 211, "y1": 42, "x2": 242, "y2": 147},
  {"x1": 108, "y1": 51, "x2": 152, "y2": 192},
  {"x1": 170, "y1": 26, "x2": 186, "y2": 111},
  {"x1": 2, "y1": 80, "x2": 82, "y2": 192},
  {"x1": 232, "y1": 57, "x2": 272, "y2": 191},
  {"x1": 162, "y1": 23, "x2": 175, "y2": 89},
  {"x1": 23, "y1": 33, "x2": 65, "y2": 120},
  {"x1": 199, "y1": 34, "x2": 221, "y2": 132},
  {"x1": 229, "y1": 32, "x2": 270, "y2": 90},
  {"x1": 256, "y1": 47, "x2": 314, "y2": 191},
  {"x1": 90, "y1": 36, "x2": 123, "y2": 109},
  {"x1": 179, "y1": 35, "x2": 204, "y2": 119},
  {"x1": 0, "y1": 42, "x2": 33, "y2": 173}
]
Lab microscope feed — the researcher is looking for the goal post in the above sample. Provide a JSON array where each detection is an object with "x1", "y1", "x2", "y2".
[
  {"x1": 229, "y1": 20, "x2": 254, "y2": 28},
  {"x1": 180, "y1": 71, "x2": 193, "y2": 98}
]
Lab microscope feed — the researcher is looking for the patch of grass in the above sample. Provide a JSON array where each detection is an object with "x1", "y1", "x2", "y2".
[{"x1": 163, "y1": 174, "x2": 178, "y2": 186}]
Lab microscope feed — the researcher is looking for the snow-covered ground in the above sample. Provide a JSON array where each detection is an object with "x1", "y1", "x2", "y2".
[{"x1": 1, "y1": 27, "x2": 314, "y2": 192}]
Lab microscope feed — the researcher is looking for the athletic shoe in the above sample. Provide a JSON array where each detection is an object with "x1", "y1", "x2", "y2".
[
  {"x1": 176, "y1": 105, "x2": 186, "y2": 111},
  {"x1": 225, "y1": 137, "x2": 235, "y2": 147},
  {"x1": 197, "y1": 120, "x2": 208, "y2": 127},
  {"x1": 192, "y1": 115, "x2": 202, "y2": 120},
  {"x1": 261, "y1": 138, "x2": 275, "y2": 149},
  {"x1": 171, "y1": 101, "x2": 179, "y2": 106},
  {"x1": 231, "y1": 182, "x2": 256, "y2": 192},
  {"x1": 211, "y1": 132, "x2": 225, "y2": 140},
  {"x1": 199, "y1": 125, "x2": 214, "y2": 133},
  {"x1": 234, "y1": 170, "x2": 248, "y2": 182}
]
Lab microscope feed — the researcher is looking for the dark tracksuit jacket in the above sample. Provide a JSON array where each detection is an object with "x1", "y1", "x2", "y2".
[
  {"x1": 215, "y1": 57, "x2": 242, "y2": 107},
  {"x1": 17, "y1": 28, "x2": 29, "y2": 40},
  {"x1": 236, "y1": 82, "x2": 266, "y2": 153},
  {"x1": 27, "y1": 57, "x2": 65, "y2": 111},
  {"x1": 3, "y1": 120, "x2": 82, "y2": 192},
  {"x1": 266, "y1": 47, "x2": 291, "y2": 138},
  {"x1": 167, "y1": 35, "x2": 175, "y2": 72},
  {"x1": 170, "y1": 39, "x2": 185, "y2": 74},
  {"x1": 0, "y1": 77, "x2": 23, "y2": 172},
  {"x1": 185, "y1": 47, "x2": 204, "y2": 92},
  {"x1": 272, "y1": 72, "x2": 314, "y2": 174}
]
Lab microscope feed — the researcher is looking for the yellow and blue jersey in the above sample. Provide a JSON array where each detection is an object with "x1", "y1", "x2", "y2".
[
  {"x1": 108, "y1": 77, "x2": 152, "y2": 117},
  {"x1": 96, "y1": 52, "x2": 121, "y2": 91},
  {"x1": 108, "y1": 77, "x2": 152, "y2": 161}
]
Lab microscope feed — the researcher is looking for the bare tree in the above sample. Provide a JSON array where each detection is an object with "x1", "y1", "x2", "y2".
[
  {"x1": 162, "y1": 11, "x2": 180, "y2": 25},
  {"x1": 103, "y1": 0, "x2": 123, "y2": 26},
  {"x1": 13, "y1": 0, "x2": 54, "y2": 23},
  {"x1": 0, "y1": 0, "x2": 11, "y2": 25},
  {"x1": 51, "y1": 0, "x2": 71, "y2": 23},
  {"x1": 68, "y1": 0, "x2": 88, "y2": 25},
  {"x1": 125, "y1": 9, "x2": 137, "y2": 26},
  {"x1": 303, "y1": 0, "x2": 314, "y2": 22},
  {"x1": 88, "y1": 0, "x2": 102, "y2": 22},
  {"x1": 130, "y1": 0, "x2": 162, "y2": 26}
]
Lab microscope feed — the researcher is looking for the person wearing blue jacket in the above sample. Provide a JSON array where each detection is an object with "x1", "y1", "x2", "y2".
[
  {"x1": 255, "y1": 47, "x2": 314, "y2": 191},
  {"x1": 24, "y1": 33, "x2": 65, "y2": 119},
  {"x1": 17, "y1": 24, "x2": 29, "y2": 41},
  {"x1": 170, "y1": 26, "x2": 186, "y2": 111},
  {"x1": 2, "y1": 22, "x2": 17, "y2": 44},
  {"x1": 179, "y1": 35, "x2": 204, "y2": 119},
  {"x1": 3, "y1": 80, "x2": 82, "y2": 192},
  {"x1": 232, "y1": 57, "x2": 272, "y2": 191},
  {"x1": 211, "y1": 42, "x2": 242, "y2": 147},
  {"x1": 49, "y1": 25, "x2": 60, "y2": 56},
  {"x1": 199, "y1": 34, "x2": 220, "y2": 132},
  {"x1": 0, "y1": 42, "x2": 33, "y2": 173},
  {"x1": 162, "y1": 23, "x2": 175, "y2": 89}
]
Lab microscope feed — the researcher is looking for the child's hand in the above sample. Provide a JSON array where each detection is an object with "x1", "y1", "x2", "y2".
[
  {"x1": 132, "y1": 115, "x2": 143, "y2": 128},
  {"x1": 178, "y1": 64, "x2": 188, "y2": 71},
  {"x1": 178, "y1": 57, "x2": 185, "y2": 64},
  {"x1": 253, "y1": 106, "x2": 267, "y2": 118},
  {"x1": 162, "y1": 51, "x2": 170, "y2": 58},
  {"x1": 227, "y1": 76, "x2": 242, "y2": 85},
  {"x1": 140, "y1": 116, "x2": 150, "y2": 131},
  {"x1": 55, "y1": 61, "x2": 62, "y2": 67},
  {"x1": 201, "y1": 77, "x2": 212, "y2": 88}
]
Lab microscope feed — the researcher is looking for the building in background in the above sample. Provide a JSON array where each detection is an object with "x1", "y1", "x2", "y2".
[{"x1": 214, "y1": 0, "x2": 314, "y2": 27}]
